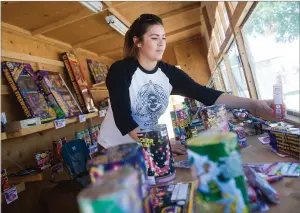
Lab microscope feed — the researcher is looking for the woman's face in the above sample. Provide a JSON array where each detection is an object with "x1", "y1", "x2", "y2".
[{"x1": 137, "y1": 24, "x2": 166, "y2": 62}]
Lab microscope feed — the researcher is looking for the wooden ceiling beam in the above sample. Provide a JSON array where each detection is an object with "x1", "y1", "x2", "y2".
[
  {"x1": 98, "y1": 22, "x2": 201, "y2": 56},
  {"x1": 160, "y1": 2, "x2": 201, "y2": 20},
  {"x1": 102, "y1": 1, "x2": 131, "y2": 27},
  {"x1": 30, "y1": 2, "x2": 113, "y2": 36},
  {"x1": 113, "y1": 1, "x2": 130, "y2": 9},
  {"x1": 167, "y1": 22, "x2": 201, "y2": 37},
  {"x1": 31, "y1": 9, "x2": 95, "y2": 35},
  {"x1": 73, "y1": 31, "x2": 117, "y2": 48},
  {"x1": 67, "y1": 4, "x2": 201, "y2": 50}
]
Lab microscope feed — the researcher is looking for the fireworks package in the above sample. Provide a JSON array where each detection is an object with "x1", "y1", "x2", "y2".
[
  {"x1": 35, "y1": 149, "x2": 53, "y2": 171},
  {"x1": 1, "y1": 169, "x2": 9, "y2": 192},
  {"x1": 243, "y1": 162, "x2": 300, "y2": 177},
  {"x1": 244, "y1": 166, "x2": 280, "y2": 205}
]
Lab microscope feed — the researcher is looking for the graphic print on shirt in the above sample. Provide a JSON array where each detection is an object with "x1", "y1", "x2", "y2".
[{"x1": 133, "y1": 80, "x2": 168, "y2": 129}]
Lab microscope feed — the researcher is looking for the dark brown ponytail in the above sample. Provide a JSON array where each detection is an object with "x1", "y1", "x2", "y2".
[{"x1": 123, "y1": 14, "x2": 163, "y2": 59}]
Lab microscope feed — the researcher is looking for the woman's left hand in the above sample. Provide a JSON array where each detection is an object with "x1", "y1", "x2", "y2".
[{"x1": 250, "y1": 99, "x2": 286, "y2": 121}]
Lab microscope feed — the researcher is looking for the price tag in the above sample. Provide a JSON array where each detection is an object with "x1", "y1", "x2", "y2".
[
  {"x1": 4, "y1": 187, "x2": 18, "y2": 204},
  {"x1": 54, "y1": 119, "x2": 66, "y2": 129},
  {"x1": 79, "y1": 114, "x2": 86, "y2": 123},
  {"x1": 99, "y1": 110, "x2": 106, "y2": 117}
]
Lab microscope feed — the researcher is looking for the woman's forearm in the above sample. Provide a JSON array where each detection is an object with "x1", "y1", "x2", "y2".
[{"x1": 215, "y1": 93, "x2": 258, "y2": 111}]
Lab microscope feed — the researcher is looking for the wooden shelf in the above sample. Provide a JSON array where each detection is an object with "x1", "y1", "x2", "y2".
[
  {"x1": 2, "y1": 50, "x2": 65, "y2": 67},
  {"x1": 7, "y1": 163, "x2": 69, "y2": 185},
  {"x1": 8, "y1": 171, "x2": 47, "y2": 185},
  {"x1": 1, "y1": 132, "x2": 7, "y2": 140},
  {"x1": 7, "y1": 165, "x2": 55, "y2": 185},
  {"x1": 92, "y1": 82, "x2": 106, "y2": 88},
  {"x1": 2, "y1": 112, "x2": 99, "y2": 141}
]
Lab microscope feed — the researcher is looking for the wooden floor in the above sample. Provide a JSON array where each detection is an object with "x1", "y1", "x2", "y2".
[{"x1": 174, "y1": 134, "x2": 300, "y2": 213}]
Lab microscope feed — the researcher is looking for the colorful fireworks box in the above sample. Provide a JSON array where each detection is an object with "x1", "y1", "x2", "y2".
[
  {"x1": 61, "y1": 52, "x2": 96, "y2": 113},
  {"x1": 76, "y1": 129, "x2": 98, "y2": 156},
  {"x1": 1, "y1": 169, "x2": 9, "y2": 192},
  {"x1": 76, "y1": 129, "x2": 92, "y2": 147},
  {"x1": 35, "y1": 149, "x2": 53, "y2": 171},
  {"x1": 88, "y1": 125, "x2": 100, "y2": 145},
  {"x1": 86, "y1": 59, "x2": 108, "y2": 84},
  {"x1": 36, "y1": 70, "x2": 82, "y2": 118},
  {"x1": 1, "y1": 61, "x2": 56, "y2": 123},
  {"x1": 146, "y1": 182, "x2": 195, "y2": 213}
]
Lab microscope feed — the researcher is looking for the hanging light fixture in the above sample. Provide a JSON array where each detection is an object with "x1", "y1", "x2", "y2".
[
  {"x1": 105, "y1": 15, "x2": 129, "y2": 36},
  {"x1": 80, "y1": 1, "x2": 103, "y2": 13}
]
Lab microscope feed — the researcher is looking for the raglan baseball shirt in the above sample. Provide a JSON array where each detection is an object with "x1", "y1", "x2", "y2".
[{"x1": 98, "y1": 58, "x2": 224, "y2": 148}]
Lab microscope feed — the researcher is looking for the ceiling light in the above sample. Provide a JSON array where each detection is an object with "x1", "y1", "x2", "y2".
[
  {"x1": 105, "y1": 15, "x2": 129, "y2": 36},
  {"x1": 80, "y1": 1, "x2": 103, "y2": 13}
]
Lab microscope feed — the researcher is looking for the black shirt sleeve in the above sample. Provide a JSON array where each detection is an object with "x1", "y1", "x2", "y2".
[
  {"x1": 106, "y1": 60, "x2": 139, "y2": 136},
  {"x1": 161, "y1": 62, "x2": 224, "y2": 106}
]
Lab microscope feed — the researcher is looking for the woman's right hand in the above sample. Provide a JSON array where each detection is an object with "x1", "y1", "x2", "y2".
[{"x1": 129, "y1": 127, "x2": 141, "y2": 141}]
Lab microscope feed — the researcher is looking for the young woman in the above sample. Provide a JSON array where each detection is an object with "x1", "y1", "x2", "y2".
[{"x1": 98, "y1": 14, "x2": 285, "y2": 154}]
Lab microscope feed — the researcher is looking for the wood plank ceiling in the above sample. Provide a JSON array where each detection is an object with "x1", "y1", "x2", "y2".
[{"x1": 1, "y1": 1, "x2": 202, "y2": 60}]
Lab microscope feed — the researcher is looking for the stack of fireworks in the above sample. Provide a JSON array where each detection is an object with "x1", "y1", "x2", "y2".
[
  {"x1": 52, "y1": 137, "x2": 67, "y2": 162},
  {"x1": 187, "y1": 132, "x2": 250, "y2": 213},
  {"x1": 243, "y1": 166, "x2": 281, "y2": 212},
  {"x1": 137, "y1": 124, "x2": 176, "y2": 185},
  {"x1": 170, "y1": 106, "x2": 195, "y2": 146},
  {"x1": 265, "y1": 122, "x2": 300, "y2": 158},
  {"x1": 231, "y1": 126, "x2": 248, "y2": 149},
  {"x1": 76, "y1": 124, "x2": 101, "y2": 157},
  {"x1": 184, "y1": 97, "x2": 203, "y2": 124},
  {"x1": 148, "y1": 182, "x2": 195, "y2": 213},
  {"x1": 186, "y1": 130, "x2": 284, "y2": 212},
  {"x1": 231, "y1": 109, "x2": 269, "y2": 136},
  {"x1": 199, "y1": 104, "x2": 249, "y2": 149},
  {"x1": 170, "y1": 97, "x2": 205, "y2": 144},
  {"x1": 1, "y1": 169, "x2": 9, "y2": 192},
  {"x1": 200, "y1": 104, "x2": 230, "y2": 133},
  {"x1": 232, "y1": 109, "x2": 250, "y2": 121},
  {"x1": 77, "y1": 166, "x2": 144, "y2": 213},
  {"x1": 61, "y1": 52, "x2": 97, "y2": 113},
  {"x1": 35, "y1": 149, "x2": 53, "y2": 171},
  {"x1": 85, "y1": 143, "x2": 149, "y2": 212},
  {"x1": 243, "y1": 161, "x2": 299, "y2": 212},
  {"x1": 228, "y1": 122, "x2": 248, "y2": 149},
  {"x1": 81, "y1": 124, "x2": 185, "y2": 213}
]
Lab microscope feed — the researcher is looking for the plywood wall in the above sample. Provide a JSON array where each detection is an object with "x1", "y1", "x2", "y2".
[
  {"x1": 1, "y1": 28, "x2": 111, "y2": 170},
  {"x1": 173, "y1": 38, "x2": 211, "y2": 85},
  {"x1": 162, "y1": 46, "x2": 178, "y2": 65},
  {"x1": 1, "y1": 30, "x2": 114, "y2": 87}
]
